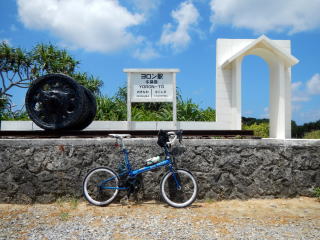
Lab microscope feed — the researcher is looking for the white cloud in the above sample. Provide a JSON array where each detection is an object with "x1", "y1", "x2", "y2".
[
  {"x1": 291, "y1": 81, "x2": 310, "y2": 102},
  {"x1": 291, "y1": 81, "x2": 303, "y2": 92},
  {"x1": 133, "y1": 42, "x2": 160, "y2": 60},
  {"x1": 17, "y1": 0, "x2": 145, "y2": 52},
  {"x1": 159, "y1": 1, "x2": 199, "y2": 51},
  {"x1": 292, "y1": 96, "x2": 310, "y2": 103},
  {"x1": 128, "y1": 0, "x2": 161, "y2": 13},
  {"x1": 0, "y1": 39, "x2": 11, "y2": 45},
  {"x1": 307, "y1": 73, "x2": 320, "y2": 95},
  {"x1": 210, "y1": 0, "x2": 320, "y2": 34},
  {"x1": 244, "y1": 110, "x2": 253, "y2": 115},
  {"x1": 260, "y1": 106, "x2": 269, "y2": 118},
  {"x1": 192, "y1": 88, "x2": 204, "y2": 96},
  {"x1": 292, "y1": 74, "x2": 320, "y2": 102},
  {"x1": 295, "y1": 109, "x2": 320, "y2": 124},
  {"x1": 292, "y1": 104, "x2": 302, "y2": 112}
]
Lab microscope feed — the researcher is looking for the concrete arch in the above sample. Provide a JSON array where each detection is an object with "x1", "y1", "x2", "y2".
[
  {"x1": 216, "y1": 36, "x2": 299, "y2": 139},
  {"x1": 241, "y1": 54, "x2": 270, "y2": 124}
]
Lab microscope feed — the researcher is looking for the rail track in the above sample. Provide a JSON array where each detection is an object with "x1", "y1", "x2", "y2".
[{"x1": 0, "y1": 130, "x2": 255, "y2": 139}]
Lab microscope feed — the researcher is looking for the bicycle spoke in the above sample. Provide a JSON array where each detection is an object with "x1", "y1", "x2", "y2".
[
  {"x1": 161, "y1": 169, "x2": 198, "y2": 208},
  {"x1": 83, "y1": 167, "x2": 119, "y2": 206}
]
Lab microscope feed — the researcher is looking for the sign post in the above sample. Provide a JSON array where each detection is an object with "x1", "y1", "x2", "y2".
[{"x1": 124, "y1": 69, "x2": 179, "y2": 129}]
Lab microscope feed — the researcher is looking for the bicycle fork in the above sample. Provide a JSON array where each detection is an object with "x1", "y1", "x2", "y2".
[{"x1": 169, "y1": 166, "x2": 182, "y2": 190}]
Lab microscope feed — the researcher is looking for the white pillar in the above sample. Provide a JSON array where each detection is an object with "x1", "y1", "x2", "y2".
[
  {"x1": 269, "y1": 61, "x2": 288, "y2": 139},
  {"x1": 269, "y1": 63, "x2": 277, "y2": 138},
  {"x1": 173, "y1": 72, "x2": 177, "y2": 129},
  {"x1": 127, "y1": 72, "x2": 132, "y2": 130},
  {"x1": 216, "y1": 66, "x2": 233, "y2": 129},
  {"x1": 284, "y1": 66, "x2": 292, "y2": 138},
  {"x1": 277, "y1": 61, "x2": 286, "y2": 139},
  {"x1": 232, "y1": 58, "x2": 242, "y2": 129}
]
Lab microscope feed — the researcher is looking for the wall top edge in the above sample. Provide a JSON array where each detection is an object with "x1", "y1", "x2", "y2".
[{"x1": 0, "y1": 138, "x2": 319, "y2": 147}]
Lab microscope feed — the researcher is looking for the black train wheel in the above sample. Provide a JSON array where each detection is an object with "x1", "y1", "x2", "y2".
[
  {"x1": 25, "y1": 73, "x2": 85, "y2": 130},
  {"x1": 70, "y1": 86, "x2": 97, "y2": 130}
]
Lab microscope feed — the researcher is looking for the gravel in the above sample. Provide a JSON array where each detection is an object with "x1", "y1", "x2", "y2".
[{"x1": 0, "y1": 197, "x2": 319, "y2": 240}]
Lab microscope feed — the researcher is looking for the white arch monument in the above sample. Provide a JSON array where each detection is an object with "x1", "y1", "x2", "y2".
[{"x1": 216, "y1": 35, "x2": 299, "y2": 139}]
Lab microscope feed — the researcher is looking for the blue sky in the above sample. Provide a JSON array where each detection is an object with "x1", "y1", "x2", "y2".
[{"x1": 1, "y1": 0, "x2": 320, "y2": 125}]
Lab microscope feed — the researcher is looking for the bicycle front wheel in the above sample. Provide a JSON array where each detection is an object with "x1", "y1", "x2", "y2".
[
  {"x1": 160, "y1": 169, "x2": 198, "y2": 208},
  {"x1": 83, "y1": 167, "x2": 119, "y2": 206}
]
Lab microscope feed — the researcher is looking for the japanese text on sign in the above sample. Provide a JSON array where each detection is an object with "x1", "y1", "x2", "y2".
[{"x1": 131, "y1": 72, "x2": 173, "y2": 102}]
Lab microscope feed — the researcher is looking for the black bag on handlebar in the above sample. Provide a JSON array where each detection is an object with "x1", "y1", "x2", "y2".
[{"x1": 157, "y1": 130, "x2": 169, "y2": 147}]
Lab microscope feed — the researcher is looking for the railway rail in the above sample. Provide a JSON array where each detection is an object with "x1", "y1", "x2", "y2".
[{"x1": 0, "y1": 130, "x2": 255, "y2": 139}]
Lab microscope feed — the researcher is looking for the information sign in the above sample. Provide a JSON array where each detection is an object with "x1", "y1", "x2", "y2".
[
  {"x1": 124, "y1": 69, "x2": 179, "y2": 124},
  {"x1": 131, "y1": 72, "x2": 173, "y2": 102}
]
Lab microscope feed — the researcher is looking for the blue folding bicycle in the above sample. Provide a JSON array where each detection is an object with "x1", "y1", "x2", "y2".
[{"x1": 82, "y1": 130, "x2": 198, "y2": 208}]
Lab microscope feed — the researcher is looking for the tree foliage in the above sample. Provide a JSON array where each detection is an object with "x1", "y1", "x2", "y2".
[
  {"x1": 292, "y1": 120, "x2": 320, "y2": 138},
  {"x1": 95, "y1": 96, "x2": 126, "y2": 121},
  {"x1": 0, "y1": 41, "x2": 102, "y2": 118},
  {"x1": 303, "y1": 130, "x2": 320, "y2": 139},
  {"x1": 242, "y1": 117, "x2": 268, "y2": 125},
  {"x1": 243, "y1": 122, "x2": 269, "y2": 138},
  {"x1": 95, "y1": 86, "x2": 216, "y2": 122},
  {"x1": 242, "y1": 117, "x2": 320, "y2": 139}
]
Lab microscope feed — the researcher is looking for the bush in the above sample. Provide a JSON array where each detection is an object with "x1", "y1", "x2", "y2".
[
  {"x1": 243, "y1": 122, "x2": 269, "y2": 138},
  {"x1": 314, "y1": 187, "x2": 320, "y2": 200},
  {"x1": 303, "y1": 130, "x2": 320, "y2": 139},
  {"x1": 95, "y1": 87, "x2": 216, "y2": 122},
  {"x1": 0, "y1": 42, "x2": 102, "y2": 118}
]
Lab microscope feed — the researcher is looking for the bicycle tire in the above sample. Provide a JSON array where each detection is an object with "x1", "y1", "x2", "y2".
[
  {"x1": 160, "y1": 169, "x2": 198, "y2": 208},
  {"x1": 83, "y1": 167, "x2": 119, "y2": 206}
]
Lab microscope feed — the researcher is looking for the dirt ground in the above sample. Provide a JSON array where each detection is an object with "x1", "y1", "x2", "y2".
[{"x1": 0, "y1": 197, "x2": 319, "y2": 239}]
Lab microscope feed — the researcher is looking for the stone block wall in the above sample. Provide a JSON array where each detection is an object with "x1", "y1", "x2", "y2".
[{"x1": 0, "y1": 138, "x2": 319, "y2": 203}]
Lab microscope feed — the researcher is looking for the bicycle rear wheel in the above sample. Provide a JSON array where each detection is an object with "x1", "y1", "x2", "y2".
[
  {"x1": 160, "y1": 169, "x2": 198, "y2": 208},
  {"x1": 83, "y1": 167, "x2": 119, "y2": 206}
]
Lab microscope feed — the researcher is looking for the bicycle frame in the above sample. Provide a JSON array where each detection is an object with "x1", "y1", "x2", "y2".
[{"x1": 100, "y1": 145, "x2": 182, "y2": 191}]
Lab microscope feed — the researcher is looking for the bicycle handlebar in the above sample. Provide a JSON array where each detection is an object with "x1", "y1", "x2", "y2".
[
  {"x1": 108, "y1": 134, "x2": 131, "y2": 149},
  {"x1": 109, "y1": 130, "x2": 183, "y2": 149},
  {"x1": 109, "y1": 134, "x2": 131, "y2": 139},
  {"x1": 166, "y1": 130, "x2": 183, "y2": 146}
]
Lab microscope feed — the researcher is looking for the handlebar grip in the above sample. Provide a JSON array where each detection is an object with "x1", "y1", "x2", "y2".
[{"x1": 170, "y1": 130, "x2": 183, "y2": 144}]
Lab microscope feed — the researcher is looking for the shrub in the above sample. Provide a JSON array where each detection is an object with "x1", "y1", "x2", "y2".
[
  {"x1": 314, "y1": 187, "x2": 320, "y2": 200},
  {"x1": 243, "y1": 122, "x2": 269, "y2": 138},
  {"x1": 303, "y1": 130, "x2": 320, "y2": 139}
]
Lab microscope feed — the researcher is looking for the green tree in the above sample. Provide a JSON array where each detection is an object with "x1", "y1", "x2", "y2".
[
  {"x1": 177, "y1": 99, "x2": 202, "y2": 121},
  {"x1": 291, "y1": 120, "x2": 320, "y2": 138},
  {"x1": 0, "y1": 41, "x2": 103, "y2": 118},
  {"x1": 95, "y1": 86, "x2": 216, "y2": 121},
  {"x1": 242, "y1": 117, "x2": 268, "y2": 125},
  {"x1": 30, "y1": 43, "x2": 78, "y2": 78},
  {"x1": 243, "y1": 122, "x2": 269, "y2": 138},
  {"x1": 303, "y1": 130, "x2": 320, "y2": 139},
  {"x1": 201, "y1": 107, "x2": 216, "y2": 121},
  {"x1": 95, "y1": 96, "x2": 127, "y2": 121}
]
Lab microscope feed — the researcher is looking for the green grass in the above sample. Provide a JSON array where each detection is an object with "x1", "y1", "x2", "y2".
[
  {"x1": 70, "y1": 198, "x2": 79, "y2": 209},
  {"x1": 303, "y1": 130, "x2": 320, "y2": 139},
  {"x1": 203, "y1": 198, "x2": 216, "y2": 203},
  {"x1": 55, "y1": 196, "x2": 79, "y2": 209},
  {"x1": 59, "y1": 212, "x2": 69, "y2": 221},
  {"x1": 314, "y1": 187, "x2": 320, "y2": 200}
]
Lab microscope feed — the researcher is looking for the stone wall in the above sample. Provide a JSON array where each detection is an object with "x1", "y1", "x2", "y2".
[{"x1": 0, "y1": 138, "x2": 319, "y2": 203}]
